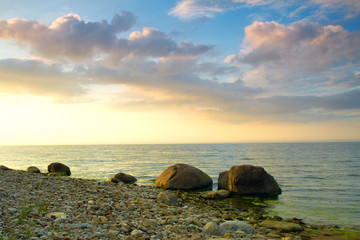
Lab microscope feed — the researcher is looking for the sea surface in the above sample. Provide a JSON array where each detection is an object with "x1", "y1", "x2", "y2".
[{"x1": 1, "y1": 142, "x2": 359, "y2": 227}]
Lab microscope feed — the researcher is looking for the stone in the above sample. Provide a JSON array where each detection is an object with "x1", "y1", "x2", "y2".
[
  {"x1": 202, "y1": 189, "x2": 230, "y2": 199},
  {"x1": 114, "y1": 172, "x2": 137, "y2": 184},
  {"x1": 27, "y1": 166, "x2": 41, "y2": 173},
  {"x1": 131, "y1": 229, "x2": 144, "y2": 238},
  {"x1": 157, "y1": 191, "x2": 178, "y2": 206},
  {"x1": 203, "y1": 222, "x2": 227, "y2": 236},
  {"x1": 45, "y1": 212, "x2": 67, "y2": 220},
  {"x1": 109, "y1": 177, "x2": 120, "y2": 183},
  {"x1": 155, "y1": 163, "x2": 213, "y2": 190},
  {"x1": 220, "y1": 220, "x2": 257, "y2": 235},
  {"x1": 260, "y1": 220, "x2": 303, "y2": 233},
  {"x1": 47, "y1": 162, "x2": 71, "y2": 176},
  {"x1": 228, "y1": 165, "x2": 281, "y2": 196},
  {"x1": 142, "y1": 219, "x2": 157, "y2": 228},
  {"x1": 0, "y1": 165, "x2": 11, "y2": 170},
  {"x1": 218, "y1": 170, "x2": 229, "y2": 190}
]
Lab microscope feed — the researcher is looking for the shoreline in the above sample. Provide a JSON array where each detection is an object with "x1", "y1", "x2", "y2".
[{"x1": 0, "y1": 169, "x2": 359, "y2": 240}]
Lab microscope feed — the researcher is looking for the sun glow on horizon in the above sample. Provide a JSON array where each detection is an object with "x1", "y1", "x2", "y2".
[{"x1": 0, "y1": 1, "x2": 359, "y2": 145}]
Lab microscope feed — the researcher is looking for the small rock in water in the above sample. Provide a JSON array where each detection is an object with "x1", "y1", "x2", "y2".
[
  {"x1": 202, "y1": 189, "x2": 230, "y2": 199},
  {"x1": 114, "y1": 172, "x2": 137, "y2": 184},
  {"x1": 48, "y1": 162, "x2": 71, "y2": 176},
  {"x1": 260, "y1": 220, "x2": 303, "y2": 232},
  {"x1": 27, "y1": 166, "x2": 41, "y2": 173}
]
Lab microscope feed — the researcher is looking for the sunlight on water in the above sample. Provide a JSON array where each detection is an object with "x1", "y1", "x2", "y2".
[{"x1": 1, "y1": 142, "x2": 359, "y2": 227}]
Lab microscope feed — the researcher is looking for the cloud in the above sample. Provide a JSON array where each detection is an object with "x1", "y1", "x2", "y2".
[
  {"x1": 0, "y1": 11, "x2": 136, "y2": 61},
  {"x1": 226, "y1": 21, "x2": 360, "y2": 93},
  {"x1": 313, "y1": 0, "x2": 360, "y2": 12},
  {"x1": 0, "y1": 58, "x2": 87, "y2": 101},
  {"x1": 0, "y1": 12, "x2": 359, "y2": 124},
  {"x1": 122, "y1": 27, "x2": 213, "y2": 59},
  {"x1": 0, "y1": 12, "x2": 212, "y2": 63},
  {"x1": 169, "y1": 0, "x2": 360, "y2": 20},
  {"x1": 169, "y1": 0, "x2": 224, "y2": 20}
]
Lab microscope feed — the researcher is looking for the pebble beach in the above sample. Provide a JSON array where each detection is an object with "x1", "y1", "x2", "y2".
[{"x1": 1, "y1": 168, "x2": 359, "y2": 240}]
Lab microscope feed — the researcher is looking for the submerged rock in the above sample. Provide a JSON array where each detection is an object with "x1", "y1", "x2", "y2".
[
  {"x1": 228, "y1": 165, "x2": 281, "y2": 196},
  {"x1": 202, "y1": 189, "x2": 230, "y2": 200},
  {"x1": 48, "y1": 162, "x2": 71, "y2": 176},
  {"x1": 155, "y1": 163, "x2": 213, "y2": 190},
  {"x1": 260, "y1": 220, "x2": 303, "y2": 232},
  {"x1": 220, "y1": 220, "x2": 256, "y2": 235}
]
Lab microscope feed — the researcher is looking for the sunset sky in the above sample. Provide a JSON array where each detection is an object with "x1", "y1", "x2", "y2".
[{"x1": 0, "y1": 0, "x2": 359, "y2": 145}]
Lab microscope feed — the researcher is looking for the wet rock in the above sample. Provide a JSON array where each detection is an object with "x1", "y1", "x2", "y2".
[
  {"x1": 155, "y1": 163, "x2": 212, "y2": 190},
  {"x1": 109, "y1": 177, "x2": 120, "y2": 183},
  {"x1": 203, "y1": 222, "x2": 227, "y2": 236},
  {"x1": 27, "y1": 166, "x2": 41, "y2": 173},
  {"x1": 114, "y1": 172, "x2": 137, "y2": 184},
  {"x1": 0, "y1": 165, "x2": 11, "y2": 170},
  {"x1": 220, "y1": 220, "x2": 256, "y2": 235},
  {"x1": 260, "y1": 220, "x2": 303, "y2": 232},
  {"x1": 218, "y1": 170, "x2": 229, "y2": 190},
  {"x1": 228, "y1": 165, "x2": 281, "y2": 196},
  {"x1": 48, "y1": 162, "x2": 71, "y2": 176},
  {"x1": 202, "y1": 189, "x2": 230, "y2": 200},
  {"x1": 157, "y1": 191, "x2": 178, "y2": 206}
]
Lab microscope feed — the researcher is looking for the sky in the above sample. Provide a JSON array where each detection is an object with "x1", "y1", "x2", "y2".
[{"x1": 0, "y1": 0, "x2": 359, "y2": 145}]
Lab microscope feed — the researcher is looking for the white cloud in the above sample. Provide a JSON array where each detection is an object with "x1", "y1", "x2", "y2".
[
  {"x1": 0, "y1": 12, "x2": 359, "y2": 123},
  {"x1": 169, "y1": 0, "x2": 360, "y2": 20},
  {"x1": 226, "y1": 21, "x2": 360, "y2": 93},
  {"x1": 0, "y1": 11, "x2": 137, "y2": 61},
  {"x1": 169, "y1": 0, "x2": 224, "y2": 20},
  {"x1": 0, "y1": 13, "x2": 212, "y2": 64}
]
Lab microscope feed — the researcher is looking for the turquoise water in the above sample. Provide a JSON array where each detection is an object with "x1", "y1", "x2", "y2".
[{"x1": 1, "y1": 142, "x2": 359, "y2": 227}]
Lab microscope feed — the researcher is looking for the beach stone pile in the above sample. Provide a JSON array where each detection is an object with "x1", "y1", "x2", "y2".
[
  {"x1": 0, "y1": 168, "x2": 271, "y2": 240},
  {"x1": 2, "y1": 164, "x2": 355, "y2": 240}
]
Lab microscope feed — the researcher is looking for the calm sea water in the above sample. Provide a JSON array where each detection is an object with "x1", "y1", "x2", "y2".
[{"x1": 1, "y1": 142, "x2": 359, "y2": 227}]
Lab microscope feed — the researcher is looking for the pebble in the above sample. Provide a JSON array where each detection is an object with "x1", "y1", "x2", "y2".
[{"x1": 0, "y1": 169, "x2": 323, "y2": 240}]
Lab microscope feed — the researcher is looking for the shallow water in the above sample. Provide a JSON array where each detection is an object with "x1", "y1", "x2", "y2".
[{"x1": 1, "y1": 142, "x2": 359, "y2": 227}]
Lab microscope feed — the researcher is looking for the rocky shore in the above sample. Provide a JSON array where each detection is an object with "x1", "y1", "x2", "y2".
[{"x1": 1, "y1": 168, "x2": 359, "y2": 240}]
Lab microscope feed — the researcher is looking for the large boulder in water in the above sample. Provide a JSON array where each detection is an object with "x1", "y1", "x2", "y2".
[
  {"x1": 155, "y1": 163, "x2": 213, "y2": 190},
  {"x1": 48, "y1": 162, "x2": 71, "y2": 176},
  {"x1": 218, "y1": 170, "x2": 229, "y2": 191},
  {"x1": 228, "y1": 165, "x2": 281, "y2": 196}
]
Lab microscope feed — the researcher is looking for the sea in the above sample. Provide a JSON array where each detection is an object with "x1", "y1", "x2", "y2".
[{"x1": 1, "y1": 142, "x2": 359, "y2": 227}]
